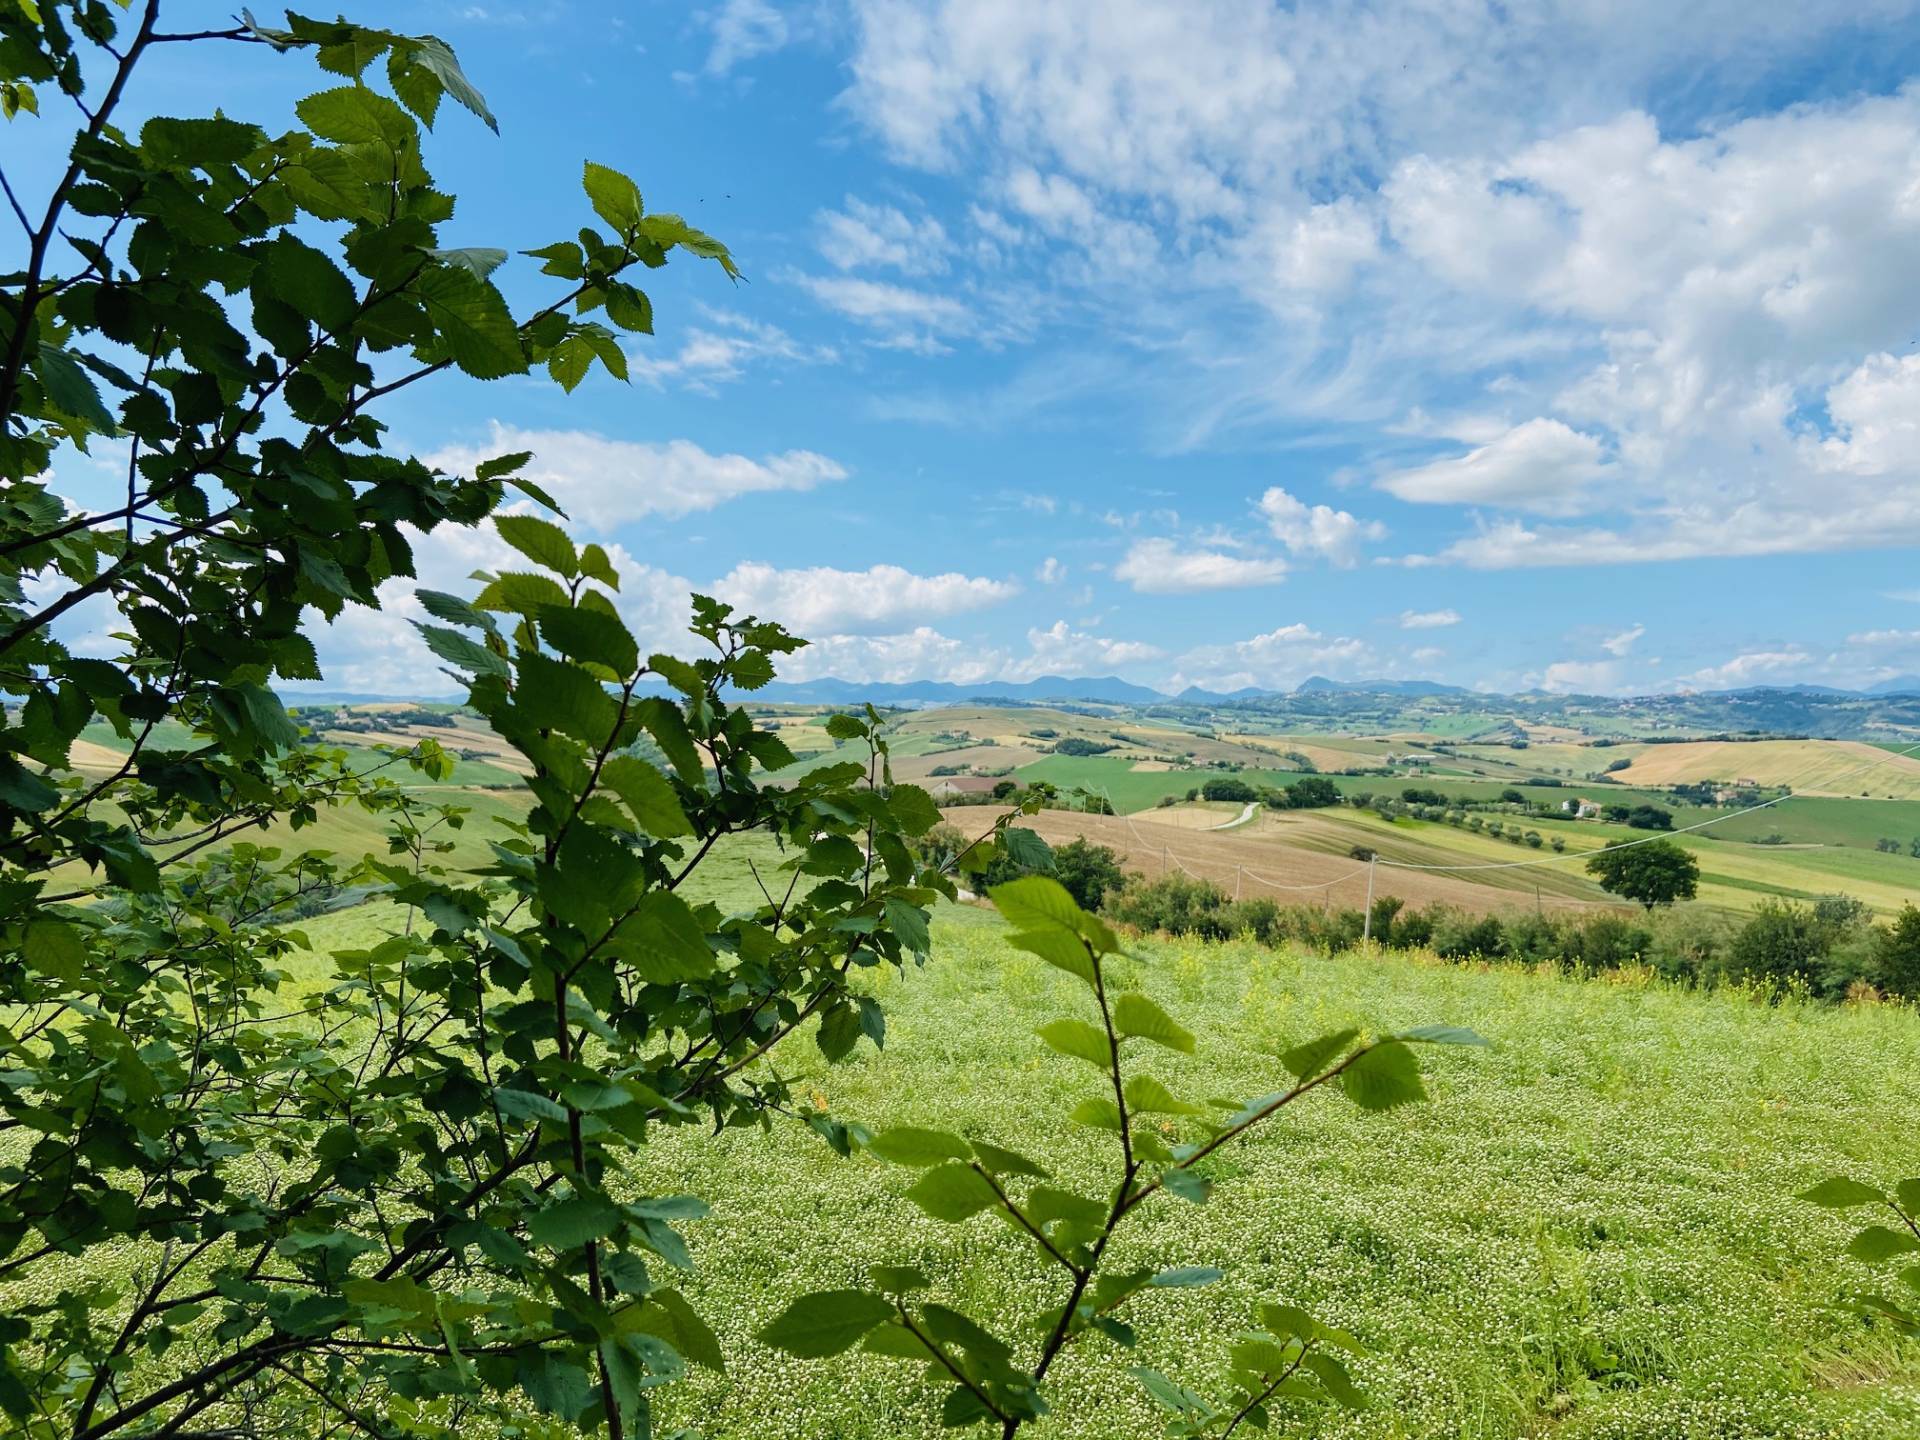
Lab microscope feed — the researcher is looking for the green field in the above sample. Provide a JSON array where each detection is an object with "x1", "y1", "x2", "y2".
[
  {"x1": 37, "y1": 819, "x2": 1920, "y2": 1438},
  {"x1": 1704, "y1": 796, "x2": 1920, "y2": 850},
  {"x1": 1015, "y1": 753, "x2": 1711, "y2": 818},
  {"x1": 602, "y1": 907, "x2": 1920, "y2": 1439},
  {"x1": 76, "y1": 718, "x2": 528, "y2": 789}
]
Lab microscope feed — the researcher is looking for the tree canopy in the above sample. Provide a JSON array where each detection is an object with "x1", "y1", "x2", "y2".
[{"x1": 1584, "y1": 838, "x2": 1700, "y2": 911}]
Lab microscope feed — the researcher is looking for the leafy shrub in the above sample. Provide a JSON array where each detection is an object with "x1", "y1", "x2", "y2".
[
  {"x1": 1284, "y1": 776, "x2": 1342, "y2": 809},
  {"x1": 1052, "y1": 736, "x2": 1117, "y2": 756},
  {"x1": 1567, "y1": 914, "x2": 1653, "y2": 970},
  {"x1": 1875, "y1": 905, "x2": 1920, "y2": 1000},
  {"x1": 1432, "y1": 912, "x2": 1508, "y2": 960},
  {"x1": 1719, "y1": 900, "x2": 1824, "y2": 993},
  {"x1": 1052, "y1": 839, "x2": 1127, "y2": 912},
  {"x1": 1202, "y1": 777, "x2": 1257, "y2": 803},
  {"x1": 1106, "y1": 874, "x2": 1237, "y2": 939}
]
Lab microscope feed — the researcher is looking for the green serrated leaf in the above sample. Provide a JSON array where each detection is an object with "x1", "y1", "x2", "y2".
[
  {"x1": 866, "y1": 1127, "x2": 972, "y2": 1168},
  {"x1": 1800, "y1": 1177, "x2": 1890, "y2": 1208},
  {"x1": 1123, "y1": 1074, "x2": 1204, "y2": 1116},
  {"x1": 417, "y1": 265, "x2": 526, "y2": 379},
  {"x1": 527, "y1": 1191, "x2": 623, "y2": 1250},
  {"x1": 1339, "y1": 1041, "x2": 1426, "y2": 1112},
  {"x1": 495, "y1": 515, "x2": 577, "y2": 576},
  {"x1": 1113, "y1": 993, "x2": 1194, "y2": 1053},
  {"x1": 1849, "y1": 1226, "x2": 1920, "y2": 1263},
  {"x1": 905, "y1": 1162, "x2": 999, "y2": 1222},
  {"x1": 1281, "y1": 1027, "x2": 1359, "y2": 1082},
  {"x1": 1036, "y1": 1018, "x2": 1111, "y2": 1069},
  {"x1": 583, "y1": 160, "x2": 643, "y2": 233},
  {"x1": 756, "y1": 1290, "x2": 892, "y2": 1358}
]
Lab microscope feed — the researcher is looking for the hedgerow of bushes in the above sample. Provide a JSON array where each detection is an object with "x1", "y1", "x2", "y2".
[{"x1": 1098, "y1": 866, "x2": 1920, "y2": 1002}]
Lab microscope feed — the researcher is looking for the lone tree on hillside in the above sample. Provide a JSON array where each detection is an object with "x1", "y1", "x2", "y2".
[{"x1": 1586, "y1": 838, "x2": 1700, "y2": 911}]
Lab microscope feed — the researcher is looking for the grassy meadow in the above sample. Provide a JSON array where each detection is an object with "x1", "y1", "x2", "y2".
[
  {"x1": 269, "y1": 868, "x2": 1920, "y2": 1439},
  {"x1": 607, "y1": 904, "x2": 1920, "y2": 1439}
]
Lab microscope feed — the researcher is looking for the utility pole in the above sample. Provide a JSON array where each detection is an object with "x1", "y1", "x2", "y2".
[{"x1": 1361, "y1": 855, "x2": 1378, "y2": 944}]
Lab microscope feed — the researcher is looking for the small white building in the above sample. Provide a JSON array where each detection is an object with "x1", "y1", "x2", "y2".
[{"x1": 927, "y1": 775, "x2": 1001, "y2": 798}]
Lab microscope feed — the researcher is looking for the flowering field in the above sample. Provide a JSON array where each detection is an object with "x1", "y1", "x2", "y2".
[{"x1": 637, "y1": 904, "x2": 1920, "y2": 1439}]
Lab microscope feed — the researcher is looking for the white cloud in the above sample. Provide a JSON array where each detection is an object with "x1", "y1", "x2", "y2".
[
  {"x1": 425, "y1": 422, "x2": 846, "y2": 531},
  {"x1": 1846, "y1": 628, "x2": 1920, "y2": 649},
  {"x1": 628, "y1": 310, "x2": 836, "y2": 390},
  {"x1": 789, "y1": 273, "x2": 980, "y2": 351},
  {"x1": 1257, "y1": 486, "x2": 1383, "y2": 566},
  {"x1": 779, "y1": 626, "x2": 1006, "y2": 685},
  {"x1": 1170, "y1": 621, "x2": 1374, "y2": 692},
  {"x1": 1534, "y1": 658, "x2": 1625, "y2": 695},
  {"x1": 1399, "y1": 608, "x2": 1460, "y2": 630},
  {"x1": 1257, "y1": 197, "x2": 1380, "y2": 295},
  {"x1": 704, "y1": 0, "x2": 789, "y2": 74},
  {"x1": 1036, "y1": 555, "x2": 1066, "y2": 584},
  {"x1": 1011, "y1": 620, "x2": 1162, "y2": 678},
  {"x1": 1112, "y1": 537, "x2": 1288, "y2": 593},
  {"x1": 834, "y1": 6, "x2": 1920, "y2": 565},
  {"x1": 1674, "y1": 648, "x2": 1815, "y2": 692},
  {"x1": 1379, "y1": 418, "x2": 1607, "y2": 513},
  {"x1": 817, "y1": 196, "x2": 952, "y2": 273},
  {"x1": 1601, "y1": 623, "x2": 1645, "y2": 657},
  {"x1": 1813, "y1": 352, "x2": 1920, "y2": 474},
  {"x1": 708, "y1": 561, "x2": 1016, "y2": 633}
]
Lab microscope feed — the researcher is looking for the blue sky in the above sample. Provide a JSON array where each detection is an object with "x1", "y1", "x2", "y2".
[{"x1": 26, "y1": 1, "x2": 1920, "y2": 695}]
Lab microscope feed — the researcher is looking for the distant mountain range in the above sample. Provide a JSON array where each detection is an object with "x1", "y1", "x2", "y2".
[
  {"x1": 737, "y1": 674, "x2": 1167, "y2": 706},
  {"x1": 288, "y1": 673, "x2": 1920, "y2": 708}
]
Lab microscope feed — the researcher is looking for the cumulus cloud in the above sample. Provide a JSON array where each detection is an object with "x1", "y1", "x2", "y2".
[
  {"x1": 1012, "y1": 620, "x2": 1162, "y2": 678},
  {"x1": 1674, "y1": 648, "x2": 1815, "y2": 692},
  {"x1": 708, "y1": 561, "x2": 1016, "y2": 633},
  {"x1": 1257, "y1": 486, "x2": 1383, "y2": 566},
  {"x1": 1812, "y1": 353, "x2": 1920, "y2": 475},
  {"x1": 1112, "y1": 537, "x2": 1288, "y2": 593},
  {"x1": 425, "y1": 422, "x2": 846, "y2": 531},
  {"x1": 1399, "y1": 608, "x2": 1461, "y2": 629},
  {"x1": 778, "y1": 626, "x2": 1007, "y2": 685},
  {"x1": 1036, "y1": 555, "x2": 1066, "y2": 584},
  {"x1": 1170, "y1": 621, "x2": 1374, "y2": 692},
  {"x1": 829, "y1": 5, "x2": 1920, "y2": 565},
  {"x1": 1379, "y1": 418, "x2": 1607, "y2": 513},
  {"x1": 1534, "y1": 658, "x2": 1626, "y2": 695}
]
